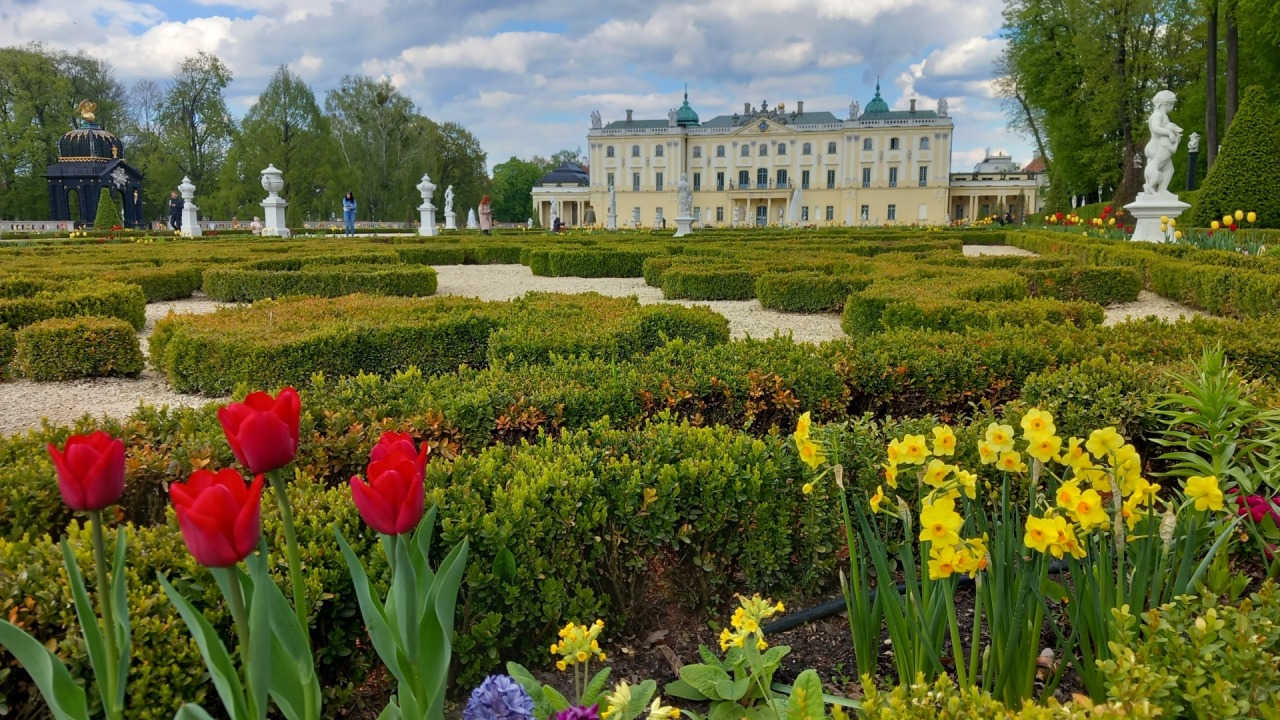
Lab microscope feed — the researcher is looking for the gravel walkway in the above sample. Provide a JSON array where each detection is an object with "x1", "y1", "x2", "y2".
[{"x1": 1104, "y1": 290, "x2": 1206, "y2": 326}]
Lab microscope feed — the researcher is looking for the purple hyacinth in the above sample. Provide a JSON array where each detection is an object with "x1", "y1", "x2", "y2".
[
  {"x1": 555, "y1": 705, "x2": 601, "y2": 720},
  {"x1": 464, "y1": 675, "x2": 536, "y2": 720}
]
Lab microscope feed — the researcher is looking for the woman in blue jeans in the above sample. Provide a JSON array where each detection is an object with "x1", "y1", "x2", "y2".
[{"x1": 342, "y1": 191, "x2": 357, "y2": 236}]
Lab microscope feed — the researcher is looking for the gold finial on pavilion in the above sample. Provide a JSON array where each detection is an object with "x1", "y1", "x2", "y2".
[{"x1": 77, "y1": 100, "x2": 97, "y2": 122}]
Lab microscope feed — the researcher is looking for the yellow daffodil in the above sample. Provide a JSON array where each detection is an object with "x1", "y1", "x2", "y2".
[
  {"x1": 1069, "y1": 489, "x2": 1109, "y2": 531},
  {"x1": 919, "y1": 496, "x2": 964, "y2": 546},
  {"x1": 1185, "y1": 475, "x2": 1224, "y2": 512},
  {"x1": 1247, "y1": 211, "x2": 1257, "y2": 223},
  {"x1": 870, "y1": 485, "x2": 886, "y2": 513},
  {"x1": 978, "y1": 441, "x2": 999, "y2": 465},
  {"x1": 1130, "y1": 476, "x2": 1160, "y2": 505},
  {"x1": 1026, "y1": 433, "x2": 1062, "y2": 464},
  {"x1": 899, "y1": 434, "x2": 931, "y2": 465},
  {"x1": 887, "y1": 438, "x2": 902, "y2": 466},
  {"x1": 928, "y1": 545, "x2": 958, "y2": 580},
  {"x1": 1086, "y1": 427, "x2": 1124, "y2": 460},
  {"x1": 1024, "y1": 515, "x2": 1060, "y2": 553},
  {"x1": 884, "y1": 464, "x2": 899, "y2": 489},
  {"x1": 794, "y1": 411, "x2": 812, "y2": 441},
  {"x1": 1020, "y1": 408, "x2": 1056, "y2": 440},
  {"x1": 602, "y1": 682, "x2": 634, "y2": 720},
  {"x1": 797, "y1": 437, "x2": 826, "y2": 470},
  {"x1": 997, "y1": 450, "x2": 1028, "y2": 474},
  {"x1": 1123, "y1": 494, "x2": 1150, "y2": 531},
  {"x1": 985, "y1": 423, "x2": 1016, "y2": 453},
  {"x1": 931, "y1": 425, "x2": 957, "y2": 456},
  {"x1": 955, "y1": 469, "x2": 978, "y2": 500},
  {"x1": 1056, "y1": 480, "x2": 1082, "y2": 510},
  {"x1": 1057, "y1": 523, "x2": 1088, "y2": 559},
  {"x1": 922, "y1": 458, "x2": 953, "y2": 487}
]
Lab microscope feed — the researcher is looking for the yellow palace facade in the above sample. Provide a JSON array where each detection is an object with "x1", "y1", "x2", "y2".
[{"x1": 581, "y1": 85, "x2": 959, "y2": 228}]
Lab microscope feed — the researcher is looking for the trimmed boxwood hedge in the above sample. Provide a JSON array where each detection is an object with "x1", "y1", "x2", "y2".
[
  {"x1": 1190, "y1": 86, "x2": 1280, "y2": 229},
  {"x1": 526, "y1": 248, "x2": 655, "y2": 277},
  {"x1": 755, "y1": 272, "x2": 869, "y2": 312},
  {"x1": 13, "y1": 316, "x2": 144, "y2": 380},
  {"x1": 201, "y1": 263, "x2": 439, "y2": 302},
  {"x1": 842, "y1": 294, "x2": 1105, "y2": 336},
  {"x1": 102, "y1": 266, "x2": 204, "y2": 302},
  {"x1": 0, "y1": 325, "x2": 14, "y2": 377},
  {"x1": 1023, "y1": 266, "x2": 1142, "y2": 304},
  {"x1": 660, "y1": 262, "x2": 760, "y2": 300},
  {"x1": 0, "y1": 280, "x2": 146, "y2": 331}
]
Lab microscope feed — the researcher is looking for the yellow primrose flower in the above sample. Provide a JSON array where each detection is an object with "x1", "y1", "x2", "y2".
[
  {"x1": 552, "y1": 619, "x2": 606, "y2": 667},
  {"x1": 1024, "y1": 515, "x2": 1058, "y2": 553},
  {"x1": 955, "y1": 469, "x2": 977, "y2": 500},
  {"x1": 797, "y1": 438, "x2": 826, "y2": 470},
  {"x1": 1020, "y1": 409, "x2": 1056, "y2": 439},
  {"x1": 884, "y1": 464, "x2": 899, "y2": 489},
  {"x1": 928, "y1": 545, "x2": 959, "y2": 580},
  {"x1": 922, "y1": 458, "x2": 953, "y2": 488},
  {"x1": 1086, "y1": 427, "x2": 1124, "y2": 460},
  {"x1": 1069, "y1": 489, "x2": 1109, "y2": 531},
  {"x1": 645, "y1": 699, "x2": 681, "y2": 720},
  {"x1": 978, "y1": 441, "x2": 999, "y2": 465},
  {"x1": 997, "y1": 450, "x2": 1028, "y2": 474},
  {"x1": 1056, "y1": 480, "x2": 1082, "y2": 510},
  {"x1": 870, "y1": 485, "x2": 886, "y2": 513},
  {"x1": 720, "y1": 594, "x2": 782, "y2": 650},
  {"x1": 899, "y1": 434, "x2": 931, "y2": 465},
  {"x1": 602, "y1": 682, "x2": 634, "y2": 720},
  {"x1": 1026, "y1": 433, "x2": 1062, "y2": 464},
  {"x1": 931, "y1": 426, "x2": 957, "y2": 456},
  {"x1": 919, "y1": 496, "x2": 963, "y2": 546},
  {"x1": 985, "y1": 423, "x2": 1016, "y2": 453},
  {"x1": 795, "y1": 412, "x2": 812, "y2": 441},
  {"x1": 1185, "y1": 475, "x2": 1224, "y2": 512},
  {"x1": 802, "y1": 482, "x2": 814, "y2": 495}
]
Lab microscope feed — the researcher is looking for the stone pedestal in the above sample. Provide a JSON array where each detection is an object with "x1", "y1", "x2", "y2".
[
  {"x1": 177, "y1": 176, "x2": 202, "y2": 237},
  {"x1": 1187, "y1": 151, "x2": 1199, "y2": 191},
  {"x1": 444, "y1": 210, "x2": 457, "y2": 231},
  {"x1": 260, "y1": 196, "x2": 289, "y2": 237},
  {"x1": 673, "y1": 215, "x2": 694, "y2": 238},
  {"x1": 606, "y1": 210, "x2": 617, "y2": 231},
  {"x1": 419, "y1": 202, "x2": 437, "y2": 236},
  {"x1": 1124, "y1": 193, "x2": 1190, "y2": 243}
]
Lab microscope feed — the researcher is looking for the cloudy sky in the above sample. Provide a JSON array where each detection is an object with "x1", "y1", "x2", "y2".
[{"x1": 1, "y1": 0, "x2": 1033, "y2": 172}]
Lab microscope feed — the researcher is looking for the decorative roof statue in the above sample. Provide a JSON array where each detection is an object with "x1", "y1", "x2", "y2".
[
  {"x1": 848, "y1": 100, "x2": 859, "y2": 120},
  {"x1": 668, "y1": 108, "x2": 678, "y2": 127},
  {"x1": 937, "y1": 97, "x2": 948, "y2": 117},
  {"x1": 76, "y1": 100, "x2": 99, "y2": 128},
  {"x1": 590, "y1": 110, "x2": 602, "y2": 129}
]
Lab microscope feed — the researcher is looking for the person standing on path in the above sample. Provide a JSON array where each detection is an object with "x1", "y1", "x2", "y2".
[
  {"x1": 342, "y1": 192, "x2": 357, "y2": 237},
  {"x1": 168, "y1": 191, "x2": 183, "y2": 231},
  {"x1": 478, "y1": 195, "x2": 493, "y2": 235}
]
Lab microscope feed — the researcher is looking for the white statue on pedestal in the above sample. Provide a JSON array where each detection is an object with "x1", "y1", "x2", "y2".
[
  {"x1": 444, "y1": 185, "x2": 457, "y2": 230},
  {"x1": 259, "y1": 165, "x2": 290, "y2": 237},
  {"x1": 607, "y1": 184, "x2": 617, "y2": 230},
  {"x1": 1188, "y1": 132, "x2": 1201, "y2": 153},
  {"x1": 677, "y1": 174, "x2": 692, "y2": 217},
  {"x1": 1142, "y1": 90, "x2": 1182, "y2": 198},
  {"x1": 591, "y1": 110, "x2": 602, "y2": 129},
  {"x1": 848, "y1": 100, "x2": 859, "y2": 120}
]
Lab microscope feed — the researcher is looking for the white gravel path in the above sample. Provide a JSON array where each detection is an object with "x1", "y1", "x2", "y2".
[{"x1": 0, "y1": 247, "x2": 1214, "y2": 435}]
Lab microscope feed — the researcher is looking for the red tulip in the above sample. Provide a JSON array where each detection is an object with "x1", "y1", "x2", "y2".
[
  {"x1": 350, "y1": 433, "x2": 428, "y2": 535},
  {"x1": 1230, "y1": 224, "x2": 1239, "y2": 232},
  {"x1": 171, "y1": 469, "x2": 264, "y2": 568},
  {"x1": 47, "y1": 431, "x2": 126, "y2": 511},
  {"x1": 1237, "y1": 494, "x2": 1280, "y2": 524},
  {"x1": 218, "y1": 387, "x2": 301, "y2": 475}
]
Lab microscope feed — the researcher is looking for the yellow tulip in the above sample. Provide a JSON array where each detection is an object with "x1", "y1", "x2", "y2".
[
  {"x1": 1211, "y1": 221, "x2": 1220, "y2": 230},
  {"x1": 1223, "y1": 214, "x2": 1234, "y2": 227},
  {"x1": 1108, "y1": 217, "x2": 1116, "y2": 226},
  {"x1": 1234, "y1": 210, "x2": 1244, "y2": 221},
  {"x1": 1175, "y1": 230, "x2": 1183, "y2": 239},
  {"x1": 1159, "y1": 215, "x2": 1169, "y2": 224},
  {"x1": 1247, "y1": 211, "x2": 1257, "y2": 223},
  {"x1": 1169, "y1": 218, "x2": 1176, "y2": 227}
]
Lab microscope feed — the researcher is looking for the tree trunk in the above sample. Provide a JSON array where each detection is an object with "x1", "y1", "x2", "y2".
[
  {"x1": 1207, "y1": 0, "x2": 1219, "y2": 167},
  {"x1": 1226, "y1": 0, "x2": 1239, "y2": 129},
  {"x1": 1016, "y1": 92, "x2": 1051, "y2": 174}
]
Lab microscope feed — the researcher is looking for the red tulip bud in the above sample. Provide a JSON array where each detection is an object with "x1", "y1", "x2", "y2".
[
  {"x1": 350, "y1": 433, "x2": 428, "y2": 535},
  {"x1": 171, "y1": 469, "x2": 264, "y2": 568},
  {"x1": 218, "y1": 387, "x2": 300, "y2": 475},
  {"x1": 47, "y1": 432, "x2": 126, "y2": 511}
]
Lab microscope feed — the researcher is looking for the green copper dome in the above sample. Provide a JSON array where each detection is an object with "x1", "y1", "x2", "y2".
[
  {"x1": 864, "y1": 81, "x2": 890, "y2": 115},
  {"x1": 676, "y1": 89, "x2": 699, "y2": 127}
]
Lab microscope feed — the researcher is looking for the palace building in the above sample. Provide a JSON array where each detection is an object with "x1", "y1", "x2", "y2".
[{"x1": 531, "y1": 87, "x2": 1042, "y2": 228}]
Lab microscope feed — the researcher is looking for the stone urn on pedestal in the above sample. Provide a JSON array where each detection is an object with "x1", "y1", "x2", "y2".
[
  {"x1": 417, "y1": 174, "x2": 437, "y2": 236},
  {"x1": 178, "y1": 176, "x2": 202, "y2": 237},
  {"x1": 260, "y1": 165, "x2": 291, "y2": 237},
  {"x1": 1124, "y1": 90, "x2": 1190, "y2": 242}
]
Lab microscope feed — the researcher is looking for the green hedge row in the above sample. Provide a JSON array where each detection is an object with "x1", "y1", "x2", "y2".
[
  {"x1": 842, "y1": 295, "x2": 1104, "y2": 336},
  {"x1": 150, "y1": 293, "x2": 728, "y2": 395},
  {"x1": 0, "y1": 280, "x2": 146, "y2": 331},
  {"x1": 13, "y1": 316, "x2": 144, "y2": 381},
  {"x1": 755, "y1": 272, "x2": 869, "y2": 312},
  {"x1": 0, "y1": 325, "x2": 13, "y2": 376},
  {"x1": 1022, "y1": 265, "x2": 1142, "y2": 304},
  {"x1": 201, "y1": 263, "x2": 439, "y2": 302},
  {"x1": 102, "y1": 266, "x2": 205, "y2": 302},
  {"x1": 526, "y1": 248, "x2": 656, "y2": 277}
]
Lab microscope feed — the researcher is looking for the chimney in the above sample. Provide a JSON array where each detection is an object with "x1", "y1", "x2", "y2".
[
  {"x1": 797, "y1": 100, "x2": 804, "y2": 114},
  {"x1": 625, "y1": 109, "x2": 633, "y2": 122},
  {"x1": 744, "y1": 102, "x2": 751, "y2": 114},
  {"x1": 910, "y1": 99, "x2": 917, "y2": 112}
]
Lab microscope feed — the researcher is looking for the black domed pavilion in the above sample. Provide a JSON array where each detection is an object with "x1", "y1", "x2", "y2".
[{"x1": 45, "y1": 102, "x2": 144, "y2": 228}]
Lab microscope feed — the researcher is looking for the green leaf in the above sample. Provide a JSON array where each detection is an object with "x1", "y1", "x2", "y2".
[
  {"x1": 783, "y1": 670, "x2": 823, "y2": 720},
  {"x1": 663, "y1": 679, "x2": 709, "y2": 702},
  {"x1": 624, "y1": 679, "x2": 657, "y2": 720},
  {"x1": 1041, "y1": 578, "x2": 1068, "y2": 603},
  {"x1": 335, "y1": 528, "x2": 406, "y2": 688},
  {"x1": 581, "y1": 666, "x2": 612, "y2": 706},
  {"x1": 0, "y1": 620, "x2": 90, "y2": 720},
  {"x1": 492, "y1": 547, "x2": 517, "y2": 584},
  {"x1": 417, "y1": 539, "x2": 469, "y2": 720},
  {"x1": 244, "y1": 563, "x2": 272, "y2": 720},
  {"x1": 410, "y1": 507, "x2": 438, "y2": 586},
  {"x1": 505, "y1": 662, "x2": 546, "y2": 702},
  {"x1": 174, "y1": 703, "x2": 218, "y2": 720},
  {"x1": 543, "y1": 685, "x2": 572, "y2": 713},
  {"x1": 158, "y1": 574, "x2": 249, "y2": 720},
  {"x1": 713, "y1": 676, "x2": 748, "y2": 702},
  {"x1": 678, "y1": 665, "x2": 733, "y2": 700},
  {"x1": 250, "y1": 549, "x2": 321, "y2": 720},
  {"x1": 109, "y1": 528, "x2": 131, "y2": 714},
  {"x1": 377, "y1": 697, "x2": 402, "y2": 720},
  {"x1": 707, "y1": 701, "x2": 746, "y2": 720},
  {"x1": 60, "y1": 540, "x2": 109, "y2": 714},
  {"x1": 389, "y1": 535, "x2": 419, "y2": 665}
]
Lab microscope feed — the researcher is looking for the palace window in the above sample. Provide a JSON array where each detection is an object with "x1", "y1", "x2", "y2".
[
  {"x1": 655, "y1": 145, "x2": 664, "y2": 157},
  {"x1": 631, "y1": 145, "x2": 640, "y2": 157},
  {"x1": 741, "y1": 145, "x2": 750, "y2": 157},
  {"x1": 919, "y1": 166, "x2": 929, "y2": 187},
  {"x1": 606, "y1": 146, "x2": 615, "y2": 158},
  {"x1": 717, "y1": 145, "x2": 726, "y2": 157},
  {"x1": 655, "y1": 172, "x2": 664, "y2": 191},
  {"x1": 716, "y1": 171, "x2": 725, "y2": 190},
  {"x1": 632, "y1": 172, "x2": 640, "y2": 191},
  {"x1": 801, "y1": 206, "x2": 809, "y2": 221},
  {"x1": 777, "y1": 143, "x2": 787, "y2": 155},
  {"x1": 890, "y1": 137, "x2": 900, "y2": 150},
  {"x1": 716, "y1": 206, "x2": 724, "y2": 221},
  {"x1": 759, "y1": 144, "x2": 768, "y2": 156},
  {"x1": 693, "y1": 146, "x2": 703, "y2": 158},
  {"x1": 860, "y1": 205, "x2": 869, "y2": 221},
  {"x1": 693, "y1": 172, "x2": 701, "y2": 191},
  {"x1": 862, "y1": 137, "x2": 872, "y2": 151},
  {"x1": 825, "y1": 205, "x2": 834, "y2": 221},
  {"x1": 757, "y1": 168, "x2": 769, "y2": 187},
  {"x1": 738, "y1": 170, "x2": 750, "y2": 187},
  {"x1": 920, "y1": 137, "x2": 930, "y2": 150},
  {"x1": 802, "y1": 142, "x2": 812, "y2": 155},
  {"x1": 888, "y1": 204, "x2": 897, "y2": 220},
  {"x1": 888, "y1": 167, "x2": 898, "y2": 188},
  {"x1": 607, "y1": 172, "x2": 614, "y2": 189},
  {"x1": 826, "y1": 169, "x2": 836, "y2": 189},
  {"x1": 862, "y1": 167, "x2": 871, "y2": 187},
  {"x1": 801, "y1": 170, "x2": 810, "y2": 190},
  {"x1": 827, "y1": 141, "x2": 837, "y2": 154},
  {"x1": 776, "y1": 169, "x2": 788, "y2": 187}
]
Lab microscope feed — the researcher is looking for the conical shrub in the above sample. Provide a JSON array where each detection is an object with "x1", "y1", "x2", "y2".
[
  {"x1": 93, "y1": 188, "x2": 120, "y2": 230},
  {"x1": 1191, "y1": 85, "x2": 1280, "y2": 229}
]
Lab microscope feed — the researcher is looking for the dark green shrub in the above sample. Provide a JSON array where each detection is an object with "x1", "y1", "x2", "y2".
[
  {"x1": 842, "y1": 295, "x2": 1103, "y2": 336},
  {"x1": 526, "y1": 248, "x2": 655, "y2": 277},
  {"x1": 92, "y1": 188, "x2": 119, "y2": 230},
  {"x1": 755, "y1": 272, "x2": 868, "y2": 312},
  {"x1": 1017, "y1": 356, "x2": 1175, "y2": 442},
  {"x1": 201, "y1": 264, "x2": 438, "y2": 301},
  {"x1": 467, "y1": 245, "x2": 523, "y2": 264},
  {"x1": 1023, "y1": 266, "x2": 1142, "y2": 304},
  {"x1": 661, "y1": 262, "x2": 759, "y2": 300},
  {"x1": 0, "y1": 280, "x2": 146, "y2": 330},
  {"x1": 14, "y1": 316, "x2": 144, "y2": 380},
  {"x1": 103, "y1": 266, "x2": 203, "y2": 302},
  {"x1": 395, "y1": 246, "x2": 467, "y2": 265},
  {"x1": 0, "y1": 324, "x2": 13, "y2": 376},
  {"x1": 1191, "y1": 86, "x2": 1280, "y2": 229}
]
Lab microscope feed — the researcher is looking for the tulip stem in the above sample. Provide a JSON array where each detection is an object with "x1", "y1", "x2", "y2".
[
  {"x1": 221, "y1": 567, "x2": 258, "y2": 720},
  {"x1": 267, "y1": 470, "x2": 310, "y2": 646},
  {"x1": 89, "y1": 511, "x2": 121, "y2": 720}
]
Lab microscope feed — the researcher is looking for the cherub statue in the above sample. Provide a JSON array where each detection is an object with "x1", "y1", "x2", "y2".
[{"x1": 1141, "y1": 90, "x2": 1182, "y2": 197}]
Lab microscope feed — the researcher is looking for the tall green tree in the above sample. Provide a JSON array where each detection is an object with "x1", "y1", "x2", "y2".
[
  {"x1": 160, "y1": 51, "x2": 234, "y2": 194},
  {"x1": 490, "y1": 156, "x2": 547, "y2": 222},
  {"x1": 121, "y1": 78, "x2": 181, "y2": 224},
  {"x1": 0, "y1": 44, "x2": 72, "y2": 220},
  {"x1": 423, "y1": 120, "x2": 490, "y2": 221},
  {"x1": 215, "y1": 65, "x2": 336, "y2": 224},
  {"x1": 325, "y1": 75, "x2": 427, "y2": 221},
  {"x1": 53, "y1": 50, "x2": 126, "y2": 132}
]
